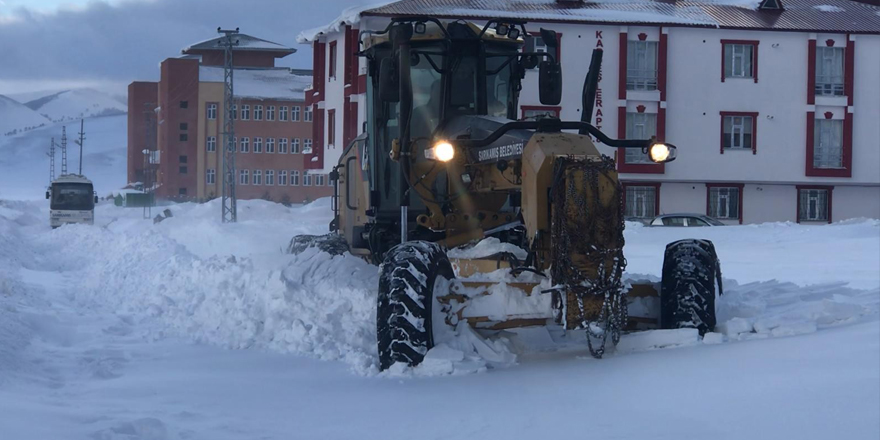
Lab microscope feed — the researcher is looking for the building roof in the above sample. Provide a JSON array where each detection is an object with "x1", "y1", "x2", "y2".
[
  {"x1": 300, "y1": 0, "x2": 880, "y2": 40},
  {"x1": 183, "y1": 33, "x2": 296, "y2": 56},
  {"x1": 198, "y1": 67, "x2": 312, "y2": 101}
]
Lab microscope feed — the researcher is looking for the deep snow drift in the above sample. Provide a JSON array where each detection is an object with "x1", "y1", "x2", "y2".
[{"x1": 1, "y1": 198, "x2": 878, "y2": 439}]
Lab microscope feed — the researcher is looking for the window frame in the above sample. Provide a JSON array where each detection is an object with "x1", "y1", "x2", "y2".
[
  {"x1": 253, "y1": 137, "x2": 263, "y2": 153},
  {"x1": 303, "y1": 172, "x2": 312, "y2": 187},
  {"x1": 329, "y1": 40, "x2": 338, "y2": 80},
  {"x1": 291, "y1": 170, "x2": 300, "y2": 186},
  {"x1": 241, "y1": 104, "x2": 250, "y2": 121},
  {"x1": 279, "y1": 170, "x2": 288, "y2": 186},
  {"x1": 279, "y1": 106, "x2": 289, "y2": 121},
  {"x1": 207, "y1": 103, "x2": 217, "y2": 120},
  {"x1": 206, "y1": 136, "x2": 216, "y2": 152},
  {"x1": 240, "y1": 169, "x2": 249, "y2": 185},
  {"x1": 721, "y1": 40, "x2": 759, "y2": 83},
  {"x1": 292, "y1": 106, "x2": 301, "y2": 122},
  {"x1": 796, "y1": 185, "x2": 833, "y2": 223},
  {"x1": 327, "y1": 109, "x2": 336, "y2": 147},
  {"x1": 705, "y1": 183, "x2": 744, "y2": 224},
  {"x1": 279, "y1": 138, "x2": 288, "y2": 154},
  {"x1": 291, "y1": 138, "x2": 300, "y2": 154},
  {"x1": 813, "y1": 118, "x2": 844, "y2": 169},
  {"x1": 622, "y1": 182, "x2": 661, "y2": 219},
  {"x1": 304, "y1": 106, "x2": 313, "y2": 122},
  {"x1": 265, "y1": 170, "x2": 275, "y2": 186},
  {"x1": 626, "y1": 40, "x2": 659, "y2": 91},
  {"x1": 253, "y1": 169, "x2": 263, "y2": 186},
  {"x1": 266, "y1": 137, "x2": 275, "y2": 153},
  {"x1": 303, "y1": 138, "x2": 313, "y2": 153},
  {"x1": 815, "y1": 46, "x2": 845, "y2": 96},
  {"x1": 523, "y1": 32, "x2": 562, "y2": 65},
  {"x1": 240, "y1": 137, "x2": 250, "y2": 153},
  {"x1": 254, "y1": 105, "x2": 263, "y2": 121},
  {"x1": 719, "y1": 111, "x2": 758, "y2": 154},
  {"x1": 624, "y1": 111, "x2": 658, "y2": 164},
  {"x1": 267, "y1": 105, "x2": 276, "y2": 121},
  {"x1": 206, "y1": 168, "x2": 216, "y2": 185}
]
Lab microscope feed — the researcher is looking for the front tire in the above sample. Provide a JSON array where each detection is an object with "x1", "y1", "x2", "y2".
[
  {"x1": 660, "y1": 239, "x2": 722, "y2": 335},
  {"x1": 377, "y1": 241, "x2": 453, "y2": 371}
]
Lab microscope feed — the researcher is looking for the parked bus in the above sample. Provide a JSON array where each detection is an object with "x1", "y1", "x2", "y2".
[{"x1": 46, "y1": 174, "x2": 98, "y2": 228}]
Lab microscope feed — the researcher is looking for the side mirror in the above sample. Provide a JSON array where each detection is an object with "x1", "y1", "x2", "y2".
[
  {"x1": 95, "y1": 195, "x2": 99, "y2": 203},
  {"x1": 539, "y1": 29, "x2": 559, "y2": 54},
  {"x1": 378, "y1": 58, "x2": 399, "y2": 102},
  {"x1": 45, "y1": 190, "x2": 50, "y2": 200},
  {"x1": 538, "y1": 60, "x2": 562, "y2": 106}
]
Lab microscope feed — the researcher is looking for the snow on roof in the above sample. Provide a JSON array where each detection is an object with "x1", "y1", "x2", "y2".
[
  {"x1": 183, "y1": 33, "x2": 296, "y2": 55},
  {"x1": 53, "y1": 174, "x2": 93, "y2": 185},
  {"x1": 297, "y1": 1, "x2": 397, "y2": 43},
  {"x1": 198, "y1": 67, "x2": 312, "y2": 101},
  {"x1": 297, "y1": 0, "x2": 880, "y2": 39}
]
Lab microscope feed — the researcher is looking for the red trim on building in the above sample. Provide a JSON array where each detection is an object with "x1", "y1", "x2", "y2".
[
  {"x1": 618, "y1": 31, "x2": 627, "y2": 100},
  {"x1": 306, "y1": 107, "x2": 325, "y2": 170},
  {"x1": 705, "y1": 182, "x2": 745, "y2": 224},
  {"x1": 795, "y1": 185, "x2": 834, "y2": 224},
  {"x1": 719, "y1": 111, "x2": 759, "y2": 154},
  {"x1": 720, "y1": 39, "x2": 759, "y2": 83},
  {"x1": 357, "y1": 74, "x2": 367, "y2": 94},
  {"x1": 520, "y1": 105, "x2": 561, "y2": 119},
  {"x1": 621, "y1": 181, "x2": 662, "y2": 216},
  {"x1": 658, "y1": 29, "x2": 668, "y2": 102},
  {"x1": 313, "y1": 41, "x2": 326, "y2": 101},
  {"x1": 807, "y1": 38, "x2": 816, "y2": 105},
  {"x1": 805, "y1": 111, "x2": 852, "y2": 177},
  {"x1": 617, "y1": 106, "x2": 665, "y2": 174},
  {"x1": 845, "y1": 35, "x2": 854, "y2": 106}
]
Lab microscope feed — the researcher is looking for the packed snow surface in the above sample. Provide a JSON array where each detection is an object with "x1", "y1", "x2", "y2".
[{"x1": 1, "y1": 197, "x2": 878, "y2": 439}]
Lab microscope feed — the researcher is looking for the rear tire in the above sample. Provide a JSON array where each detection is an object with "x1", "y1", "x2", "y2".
[
  {"x1": 377, "y1": 241, "x2": 453, "y2": 371},
  {"x1": 660, "y1": 239, "x2": 722, "y2": 335}
]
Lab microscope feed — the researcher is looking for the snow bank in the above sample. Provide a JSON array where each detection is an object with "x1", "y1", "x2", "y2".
[{"x1": 814, "y1": 4, "x2": 845, "y2": 12}]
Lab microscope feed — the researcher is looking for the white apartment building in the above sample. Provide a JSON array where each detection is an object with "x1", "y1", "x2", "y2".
[{"x1": 298, "y1": 0, "x2": 880, "y2": 224}]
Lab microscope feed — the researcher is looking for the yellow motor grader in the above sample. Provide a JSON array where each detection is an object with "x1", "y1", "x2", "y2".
[{"x1": 290, "y1": 18, "x2": 722, "y2": 370}]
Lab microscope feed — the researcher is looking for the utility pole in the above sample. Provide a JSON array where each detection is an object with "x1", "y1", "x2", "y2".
[
  {"x1": 219, "y1": 27, "x2": 239, "y2": 223},
  {"x1": 61, "y1": 126, "x2": 68, "y2": 175},
  {"x1": 47, "y1": 137, "x2": 56, "y2": 183},
  {"x1": 74, "y1": 119, "x2": 86, "y2": 175}
]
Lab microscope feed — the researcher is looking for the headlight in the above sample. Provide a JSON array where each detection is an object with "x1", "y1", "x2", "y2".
[
  {"x1": 425, "y1": 141, "x2": 455, "y2": 162},
  {"x1": 648, "y1": 142, "x2": 677, "y2": 163}
]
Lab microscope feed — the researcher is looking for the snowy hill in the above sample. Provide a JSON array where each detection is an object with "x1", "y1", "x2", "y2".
[
  {"x1": 0, "y1": 95, "x2": 51, "y2": 137},
  {"x1": 23, "y1": 88, "x2": 126, "y2": 123},
  {"x1": 0, "y1": 114, "x2": 127, "y2": 199}
]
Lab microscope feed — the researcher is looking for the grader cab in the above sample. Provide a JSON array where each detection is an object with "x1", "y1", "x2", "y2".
[{"x1": 290, "y1": 18, "x2": 722, "y2": 370}]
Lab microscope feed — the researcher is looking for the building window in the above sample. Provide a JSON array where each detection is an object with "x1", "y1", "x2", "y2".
[
  {"x1": 624, "y1": 185, "x2": 657, "y2": 218},
  {"x1": 179, "y1": 166, "x2": 188, "y2": 174},
  {"x1": 303, "y1": 172, "x2": 312, "y2": 186},
  {"x1": 521, "y1": 106, "x2": 560, "y2": 119},
  {"x1": 816, "y1": 47, "x2": 844, "y2": 96},
  {"x1": 292, "y1": 106, "x2": 301, "y2": 122},
  {"x1": 722, "y1": 41, "x2": 758, "y2": 81},
  {"x1": 240, "y1": 104, "x2": 250, "y2": 120},
  {"x1": 253, "y1": 170, "x2": 262, "y2": 185},
  {"x1": 254, "y1": 105, "x2": 263, "y2": 121},
  {"x1": 721, "y1": 113, "x2": 757, "y2": 153},
  {"x1": 179, "y1": 100, "x2": 188, "y2": 109},
  {"x1": 179, "y1": 133, "x2": 188, "y2": 142},
  {"x1": 240, "y1": 137, "x2": 250, "y2": 153},
  {"x1": 266, "y1": 170, "x2": 275, "y2": 186},
  {"x1": 279, "y1": 170, "x2": 288, "y2": 186},
  {"x1": 329, "y1": 41, "x2": 338, "y2": 79},
  {"x1": 280, "y1": 106, "x2": 288, "y2": 121},
  {"x1": 253, "y1": 137, "x2": 263, "y2": 153},
  {"x1": 266, "y1": 137, "x2": 275, "y2": 153},
  {"x1": 179, "y1": 122, "x2": 188, "y2": 131},
  {"x1": 267, "y1": 106, "x2": 276, "y2": 121},
  {"x1": 524, "y1": 33, "x2": 560, "y2": 65},
  {"x1": 240, "y1": 169, "x2": 249, "y2": 185},
  {"x1": 625, "y1": 112, "x2": 657, "y2": 164},
  {"x1": 230, "y1": 104, "x2": 238, "y2": 120},
  {"x1": 303, "y1": 138, "x2": 312, "y2": 153},
  {"x1": 291, "y1": 170, "x2": 300, "y2": 186},
  {"x1": 179, "y1": 188, "x2": 187, "y2": 195},
  {"x1": 708, "y1": 186, "x2": 740, "y2": 220},
  {"x1": 328, "y1": 175, "x2": 334, "y2": 187},
  {"x1": 627, "y1": 41, "x2": 658, "y2": 91},
  {"x1": 798, "y1": 188, "x2": 830, "y2": 222},
  {"x1": 304, "y1": 106, "x2": 313, "y2": 122},
  {"x1": 814, "y1": 119, "x2": 843, "y2": 168},
  {"x1": 179, "y1": 155, "x2": 187, "y2": 163},
  {"x1": 207, "y1": 103, "x2": 217, "y2": 120},
  {"x1": 328, "y1": 109, "x2": 336, "y2": 146},
  {"x1": 206, "y1": 136, "x2": 216, "y2": 152},
  {"x1": 316, "y1": 174, "x2": 325, "y2": 186},
  {"x1": 206, "y1": 168, "x2": 216, "y2": 185},
  {"x1": 279, "y1": 138, "x2": 288, "y2": 154},
  {"x1": 291, "y1": 138, "x2": 300, "y2": 153}
]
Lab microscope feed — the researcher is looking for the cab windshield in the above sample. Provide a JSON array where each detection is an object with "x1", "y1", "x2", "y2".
[{"x1": 51, "y1": 183, "x2": 94, "y2": 211}]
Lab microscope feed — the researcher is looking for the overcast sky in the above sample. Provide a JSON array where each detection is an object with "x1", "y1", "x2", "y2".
[{"x1": 0, "y1": 0, "x2": 373, "y2": 96}]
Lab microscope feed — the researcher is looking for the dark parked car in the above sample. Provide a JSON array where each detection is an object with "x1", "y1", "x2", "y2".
[{"x1": 649, "y1": 213, "x2": 726, "y2": 227}]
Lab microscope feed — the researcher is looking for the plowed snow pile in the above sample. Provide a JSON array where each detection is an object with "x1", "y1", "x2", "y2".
[{"x1": 1, "y1": 198, "x2": 878, "y2": 377}]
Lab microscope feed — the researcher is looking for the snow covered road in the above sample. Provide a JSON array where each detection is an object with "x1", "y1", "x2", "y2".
[{"x1": 1, "y1": 198, "x2": 878, "y2": 439}]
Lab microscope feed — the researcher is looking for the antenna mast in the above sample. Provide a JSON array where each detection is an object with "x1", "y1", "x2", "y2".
[
  {"x1": 47, "y1": 137, "x2": 56, "y2": 183},
  {"x1": 61, "y1": 126, "x2": 68, "y2": 175},
  {"x1": 219, "y1": 27, "x2": 240, "y2": 223}
]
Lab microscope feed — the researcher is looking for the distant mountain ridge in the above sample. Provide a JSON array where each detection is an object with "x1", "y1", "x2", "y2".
[
  {"x1": 22, "y1": 88, "x2": 127, "y2": 123},
  {"x1": 0, "y1": 95, "x2": 51, "y2": 137}
]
